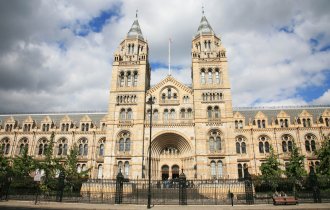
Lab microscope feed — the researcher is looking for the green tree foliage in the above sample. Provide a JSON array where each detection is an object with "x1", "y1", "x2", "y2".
[
  {"x1": 0, "y1": 150, "x2": 12, "y2": 181},
  {"x1": 12, "y1": 146, "x2": 36, "y2": 179},
  {"x1": 37, "y1": 132, "x2": 62, "y2": 192},
  {"x1": 259, "y1": 146, "x2": 282, "y2": 190},
  {"x1": 285, "y1": 142, "x2": 307, "y2": 180},
  {"x1": 316, "y1": 135, "x2": 330, "y2": 177},
  {"x1": 63, "y1": 143, "x2": 89, "y2": 192}
]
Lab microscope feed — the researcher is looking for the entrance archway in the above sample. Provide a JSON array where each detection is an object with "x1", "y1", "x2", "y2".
[
  {"x1": 172, "y1": 165, "x2": 179, "y2": 179},
  {"x1": 150, "y1": 132, "x2": 193, "y2": 179},
  {"x1": 161, "y1": 165, "x2": 169, "y2": 180}
]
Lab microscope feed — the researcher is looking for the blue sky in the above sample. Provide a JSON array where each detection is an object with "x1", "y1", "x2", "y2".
[{"x1": 0, "y1": 0, "x2": 330, "y2": 112}]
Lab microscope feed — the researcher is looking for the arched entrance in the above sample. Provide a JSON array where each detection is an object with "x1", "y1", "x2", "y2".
[
  {"x1": 172, "y1": 165, "x2": 180, "y2": 179},
  {"x1": 150, "y1": 132, "x2": 193, "y2": 179},
  {"x1": 161, "y1": 165, "x2": 169, "y2": 180}
]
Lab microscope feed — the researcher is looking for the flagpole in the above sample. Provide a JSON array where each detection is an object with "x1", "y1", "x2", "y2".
[{"x1": 168, "y1": 38, "x2": 171, "y2": 76}]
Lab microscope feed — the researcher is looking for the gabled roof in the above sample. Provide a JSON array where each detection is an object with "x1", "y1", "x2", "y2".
[
  {"x1": 148, "y1": 75, "x2": 193, "y2": 94},
  {"x1": 23, "y1": 116, "x2": 34, "y2": 123}
]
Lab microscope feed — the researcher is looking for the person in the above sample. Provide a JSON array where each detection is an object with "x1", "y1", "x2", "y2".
[{"x1": 273, "y1": 191, "x2": 279, "y2": 197}]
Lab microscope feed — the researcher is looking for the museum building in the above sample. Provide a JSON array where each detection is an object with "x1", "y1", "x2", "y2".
[{"x1": 0, "y1": 13, "x2": 330, "y2": 180}]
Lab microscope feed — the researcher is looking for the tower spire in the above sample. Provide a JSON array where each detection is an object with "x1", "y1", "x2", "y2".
[{"x1": 127, "y1": 11, "x2": 144, "y2": 40}]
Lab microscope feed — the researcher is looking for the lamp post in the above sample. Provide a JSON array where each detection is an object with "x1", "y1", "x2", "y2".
[{"x1": 146, "y1": 95, "x2": 155, "y2": 209}]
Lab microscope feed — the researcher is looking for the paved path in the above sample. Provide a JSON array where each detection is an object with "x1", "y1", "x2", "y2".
[{"x1": 0, "y1": 200, "x2": 330, "y2": 210}]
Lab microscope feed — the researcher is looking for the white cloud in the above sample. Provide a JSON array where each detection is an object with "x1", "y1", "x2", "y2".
[
  {"x1": 312, "y1": 89, "x2": 330, "y2": 105},
  {"x1": 0, "y1": 0, "x2": 330, "y2": 112}
]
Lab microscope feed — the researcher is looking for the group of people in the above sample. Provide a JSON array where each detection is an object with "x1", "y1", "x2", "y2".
[{"x1": 273, "y1": 191, "x2": 287, "y2": 197}]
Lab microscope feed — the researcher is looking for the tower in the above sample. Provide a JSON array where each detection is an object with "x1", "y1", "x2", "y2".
[
  {"x1": 104, "y1": 15, "x2": 150, "y2": 179},
  {"x1": 191, "y1": 12, "x2": 236, "y2": 178}
]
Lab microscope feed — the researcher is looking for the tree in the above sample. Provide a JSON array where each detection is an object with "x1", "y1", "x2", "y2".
[
  {"x1": 285, "y1": 142, "x2": 307, "y2": 179},
  {"x1": 37, "y1": 132, "x2": 61, "y2": 192},
  {"x1": 316, "y1": 135, "x2": 330, "y2": 177},
  {"x1": 12, "y1": 146, "x2": 36, "y2": 179},
  {"x1": 285, "y1": 142, "x2": 306, "y2": 194},
  {"x1": 63, "y1": 143, "x2": 89, "y2": 192},
  {"x1": 0, "y1": 150, "x2": 12, "y2": 181},
  {"x1": 259, "y1": 146, "x2": 282, "y2": 190}
]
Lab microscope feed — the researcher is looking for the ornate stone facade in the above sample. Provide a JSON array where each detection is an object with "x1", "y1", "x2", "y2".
[{"x1": 1, "y1": 14, "x2": 330, "y2": 180}]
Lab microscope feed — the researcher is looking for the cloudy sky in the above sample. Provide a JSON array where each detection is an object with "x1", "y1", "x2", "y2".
[{"x1": 0, "y1": 0, "x2": 330, "y2": 113}]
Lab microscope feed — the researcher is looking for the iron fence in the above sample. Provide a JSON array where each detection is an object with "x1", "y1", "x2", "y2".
[{"x1": 1, "y1": 174, "x2": 330, "y2": 205}]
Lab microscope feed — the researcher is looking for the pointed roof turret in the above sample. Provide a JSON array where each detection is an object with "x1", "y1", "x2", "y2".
[
  {"x1": 127, "y1": 10, "x2": 144, "y2": 40},
  {"x1": 195, "y1": 8, "x2": 214, "y2": 37}
]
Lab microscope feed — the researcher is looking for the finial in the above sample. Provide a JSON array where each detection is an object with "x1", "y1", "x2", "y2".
[
  {"x1": 202, "y1": 5, "x2": 204, "y2": 15},
  {"x1": 136, "y1": 9, "x2": 138, "y2": 18}
]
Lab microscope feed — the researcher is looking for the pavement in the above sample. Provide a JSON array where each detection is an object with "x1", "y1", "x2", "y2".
[{"x1": 0, "y1": 200, "x2": 330, "y2": 210}]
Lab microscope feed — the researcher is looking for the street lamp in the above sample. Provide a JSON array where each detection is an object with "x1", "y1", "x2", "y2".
[{"x1": 146, "y1": 95, "x2": 155, "y2": 209}]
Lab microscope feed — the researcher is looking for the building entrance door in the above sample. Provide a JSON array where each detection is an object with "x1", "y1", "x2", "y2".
[
  {"x1": 172, "y1": 165, "x2": 179, "y2": 179},
  {"x1": 161, "y1": 165, "x2": 169, "y2": 180}
]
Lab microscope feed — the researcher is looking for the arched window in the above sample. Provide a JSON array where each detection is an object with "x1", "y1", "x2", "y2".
[
  {"x1": 215, "y1": 137, "x2": 221, "y2": 151},
  {"x1": 218, "y1": 161, "x2": 223, "y2": 178},
  {"x1": 305, "y1": 134, "x2": 317, "y2": 152},
  {"x1": 236, "y1": 136, "x2": 247, "y2": 154},
  {"x1": 1, "y1": 138, "x2": 10, "y2": 155},
  {"x1": 282, "y1": 141, "x2": 287, "y2": 152},
  {"x1": 209, "y1": 130, "x2": 222, "y2": 153},
  {"x1": 127, "y1": 108, "x2": 133, "y2": 120},
  {"x1": 98, "y1": 138, "x2": 105, "y2": 156},
  {"x1": 170, "y1": 109, "x2": 176, "y2": 120},
  {"x1": 282, "y1": 134, "x2": 294, "y2": 153},
  {"x1": 325, "y1": 118, "x2": 330, "y2": 127},
  {"x1": 167, "y1": 88, "x2": 171, "y2": 99},
  {"x1": 259, "y1": 136, "x2": 270, "y2": 153},
  {"x1": 236, "y1": 142, "x2": 241, "y2": 154},
  {"x1": 125, "y1": 138, "x2": 130, "y2": 151},
  {"x1": 81, "y1": 123, "x2": 85, "y2": 132},
  {"x1": 207, "y1": 106, "x2": 213, "y2": 118},
  {"x1": 118, "y1": 161, "x2": 123, "y2": 173},
  {"x1": 163, "y1": 109, "x2": 169, "y2": 121},
  {"x1": 242, "y1": 142, "x2": 246, "y2": 154},
  {"x1": 153, "y1": 109, "x2": 158, "y2": 121},
  {"x1": 124, "y1": 161, "x2": 130, "y2": 177},
  {"x1": 214, "y1": 106, "x2": 220, "y2": 118},
  {"x1": 200, "y1": 69, "x2": 205, "y2": 84},
  {"x1": 237, "y1": 164, "x2": 243, "y2": 179},
  {"x1": 208, "y1": 69, "x2": 213, "y2": 84},
  {"x1": 120, "y1": 109, "x2": 126, "y2": 120},
  {"x1": 85, "y1": 123, "x2": 89, "y2": 131},
  {"x1": 118, "y1": 131, "x2": 131, "y2": 152},
  {"x1": 119, "y1": 72, "x2": 125, "y2": 87},
  {"x1": 127, "y1": 71, "x2": 132, "y2": 87},
  {"x1": 259, "y1": 142, "x2": 264, "y2": 153},
  {"x1": 209, "y1": 137, "x2": 214, "y2": 152},
  {"x1": 180, "y1": 109, "x2": 185, "y2": 119},
  {"x1": 36, "y1": 138, "x2": 48, "y2": 156},
  {"x1": 187, "y1": 108, "x2": 192, "y2": 119},
  {"x1": 265, "y1": 141, "x2": 270, "y2": 153},
  {"x1": 133, "y1": 72, "x2": 138, "y2": 86},
  {"x1": 119, "y1": 138, "x2": 124, "y2": 151},
  {"x1": 97, "y1": 164, "x2": 103, "y2": 179},
  {"x1": 210, "y1": 161, "x2": 216, "y2": 177},
  {"x1": 78, "y1": 138, "x2": 88, "y2": 156},
  {"x1": 17, "y1": 137, "x2": 28, "y2": 155},
  {"x1": 57, "y1": 138, "x2": 68, "y2": 156},
  {"x1": 215, "y1": 69, "x2": 220, "y2": 84},
  {"x1": 162, "y1": 93, "x2": 166, "y2": 102},
  {"x1": 83, "y1": 144, "x2": 88, "y2": 156}
]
